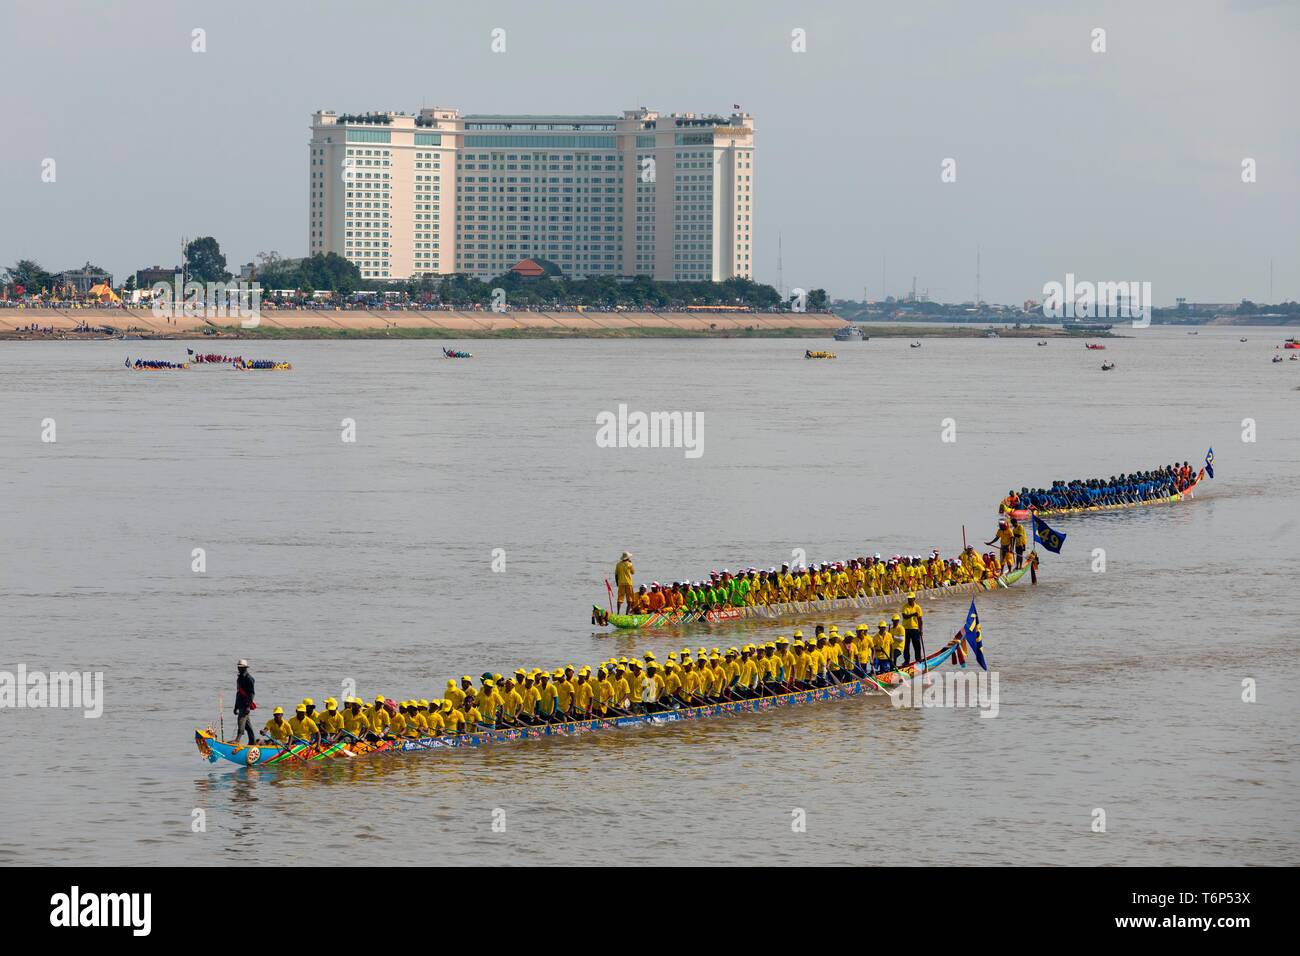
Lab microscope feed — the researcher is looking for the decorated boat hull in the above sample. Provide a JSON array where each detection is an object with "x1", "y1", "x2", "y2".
[
  {"x1": 1006, "y1": 469, "x2": 1205, "y2": 521},
  {"x1": 196, "y1": 640, "x2": 968, "y2": 768},
  {"x1": 596, "y1": 566, "x2": 1029, "y2": 630}
]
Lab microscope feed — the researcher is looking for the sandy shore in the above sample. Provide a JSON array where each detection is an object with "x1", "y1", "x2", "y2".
[{"x1": 1, "y1": 307, "x2": 845, "y2": 338}]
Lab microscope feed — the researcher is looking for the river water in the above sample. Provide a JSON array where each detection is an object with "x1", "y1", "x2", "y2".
[{"x1": 1, "y1": 327, "x2": 1296, "y2": 865}]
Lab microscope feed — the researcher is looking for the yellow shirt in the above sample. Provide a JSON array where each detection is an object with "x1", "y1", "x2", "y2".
[
  {"x1": 555, "y1": 680, "x2": 575, "y2": 711},
  {"x1": 445, "y1": 685, "x2": 466, "y2": 709},
  {"x1": 522, "y1": 686, "x2": 541, "y2": 716},
  {"x1": 479, "y1": 689, "x2": 504, "y2": 718},
  {"x1": 263, "y1": 718, "x2": 292, "y2": 741},
  {"x1": 288, "y1": 715, "x2": 319, "y2": 738},
  {"x1": 426, "y1": 711, "x2": 446, "y2": 734},
  {"x1": 317, "y1": 710, "x2": 344, "y2": 734},
  {"x1": 574, "y1": 681, "x2": 594, "y2": 710},
  {"x1": 901, "y1": 602, "x2": 923, "y2": 630},
  {"x1": 596, "y1": 679, "x2": 614, "y2": 711},
  {"x1": 342, "y1": 710, "x2": 370, "y2": 735},
  {"x1": 615, "y1": 558, "x2": 635, "y2": 586},
  {"x1": 501, "y1": 689, "x2": 523, "y2": 718}
]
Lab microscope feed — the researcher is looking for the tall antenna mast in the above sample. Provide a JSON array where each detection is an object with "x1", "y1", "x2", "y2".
[
  {"x1": 976, "y1": 244, "x2": 982, "y2": 307},
  {"x1": 777, "y1": 232, "x2": 784, "y2": 300}
]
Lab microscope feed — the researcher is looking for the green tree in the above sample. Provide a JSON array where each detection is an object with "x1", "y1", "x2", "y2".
[
  {"x1": 185, "y1": 237, "x2": 231, "y2": 283},
  {"x1": 4, "y1": 259, "x2": 53, "y2": 290}
]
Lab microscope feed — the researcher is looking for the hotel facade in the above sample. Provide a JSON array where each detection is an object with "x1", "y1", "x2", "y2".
[{"x1": 308, "y1": 107, "x2": 754, "y2": 282}]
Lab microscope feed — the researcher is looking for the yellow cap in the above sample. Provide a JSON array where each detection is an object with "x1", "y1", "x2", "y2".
[
  {"x1": 272, "y1": 706, "x2": 284, "y2": 715},
  {"x1": 302, "y1": 698, "x2": 314, "y2": 706}
]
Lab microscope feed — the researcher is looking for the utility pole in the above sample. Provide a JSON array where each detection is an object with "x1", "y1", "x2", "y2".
[{"x1": 976, "y1": 244, "x2": 982, "y2": 307}]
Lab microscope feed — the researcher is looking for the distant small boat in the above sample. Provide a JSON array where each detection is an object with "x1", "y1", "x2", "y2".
[
  {"x1": 805, "y1": 350, "x2": 836, "y2": 360},
  {"x1": 1188, "y1": 331, "x2": 1199, "y2": 335},
  {"x1": 983, "y1": 329, "x2": 1000, "y2": 339},
  {"x1": 1284, "y1": 338, "x2": 1300, "y2": 349},
  {"x1": 1273, "y1": 355, "x2": 1284, "y2": 363},
  {"x1": 909, "y1": 341, "x2": 922, "y2": 348},
  {"x1": 1085, "y1": 343, "x2": 1106, "y2": 350},
  {"x1": 442, "y1": 348, "x2": 473, "y2": 359},
  {"x1": 1037, "y1": 341, "x2": 1048, "y2": 346},
  {"x1": 833, "y1": 326, "x2": 865, "y2": 342},
  {"x1": 1240, "y1": 338, "x2": 1248, "y2": 343},
  {"x1": 1101, "y1": 362, "x2": 1116, "y2": 371}
]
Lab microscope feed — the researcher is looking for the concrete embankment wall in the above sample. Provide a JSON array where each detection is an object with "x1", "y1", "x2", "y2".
[{"x1": 1, "y1": 308, "x2": 844, "y2": 336}]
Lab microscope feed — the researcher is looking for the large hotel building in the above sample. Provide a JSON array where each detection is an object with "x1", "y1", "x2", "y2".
[{"x1": 308, "y1": 107, "x2": 754, "y2": 282}]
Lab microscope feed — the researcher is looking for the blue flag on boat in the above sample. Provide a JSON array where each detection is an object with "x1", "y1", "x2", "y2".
[
  {"x1": 1204, "y1": 447, "x2": 1214, "y2": 480},
  {"x1": 1032, "y1": 515, "x2": 1066, "y2": 554},
  {"x1": 962, "y1": 599, "x2": 987, "y2": 671}
]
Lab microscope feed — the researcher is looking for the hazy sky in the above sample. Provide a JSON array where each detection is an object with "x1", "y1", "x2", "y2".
[{"x1": 2, "y1": 0, "x2": 1296, "y2": 303}]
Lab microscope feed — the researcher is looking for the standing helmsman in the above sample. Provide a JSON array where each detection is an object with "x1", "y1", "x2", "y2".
[
  {"x1": 233, "y1": 659, "x2": 256, "y2": 744},
  {"x1": 900, "y1": 594, "x2": 925, "y2": 666},
  {"x1": 615, "y1": 551, "x2": 635, "y2": 613}
]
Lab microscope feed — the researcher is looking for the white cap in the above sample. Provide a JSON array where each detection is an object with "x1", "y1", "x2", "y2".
[{"x1": 237, "y1": 659, "x2": 249, "y2": 668}]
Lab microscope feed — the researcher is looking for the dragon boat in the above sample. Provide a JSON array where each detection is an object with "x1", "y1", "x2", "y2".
[
  {"x1": 196, "y1": 634, "x2": 976, "y2": 768},
  {"x1": 442, "y1": 348, "x2": 473, "y2": 359},
  {"x1": 592, "y1": 565, "x2": 1030, "y2": 630},
  {"x1": 1004, "y1": 468, "x2": 1207, "y2": 521}
]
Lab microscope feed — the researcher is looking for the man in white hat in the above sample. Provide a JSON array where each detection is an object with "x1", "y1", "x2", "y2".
[
  {"x1": 615, "y1": 552, "x2": 635, "y2": 613},
  {"x1": 233, "y1": 659, "x2": 256, "y2": 744}
]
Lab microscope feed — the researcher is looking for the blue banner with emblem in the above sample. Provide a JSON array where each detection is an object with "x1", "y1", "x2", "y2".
[
  {"x1": 1032, "y1": 515, "x2": 1066, "y2": 554},
  {"x1": 962, "y1": 599, "x2": 987, "y2": 671},
  {"x1": 1204, "y1": 447, "x2": 1214, "y2": 480}
]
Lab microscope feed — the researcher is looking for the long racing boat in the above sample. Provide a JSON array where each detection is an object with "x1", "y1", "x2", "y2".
[
  {"x1": 1005, "y1": 469, "x2": 1207, "y2": 521},
  {"x1": 593, "y1": 565, "x2": 1030, "y2": 630},
  {"x1": 196, "y1": 634, "x2": 975, "y2": 768}
]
